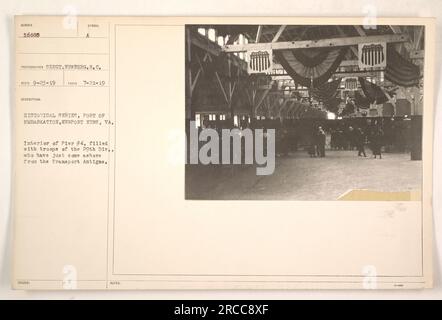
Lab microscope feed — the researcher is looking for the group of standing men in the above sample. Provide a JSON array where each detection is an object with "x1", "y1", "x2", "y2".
[{"x1": 310, "y1": 125, "x2": 385, "y2": 159}]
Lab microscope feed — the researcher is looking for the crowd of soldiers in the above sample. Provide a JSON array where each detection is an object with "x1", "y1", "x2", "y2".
[
  {"x1": 268, "y1": 118, "x2": 410, "y2": 159},
  {"x1": 195, "y1": 116, "x2": 413, "y2": 160},
  {"x1": 274, "y1": 123, "x2": 386, "y2": 159},
  {"x1": 328, "y1": 125, "x2": 384, "y2": 158},
  {"x1": 328, "y1": 125, "x2": 385, "y2": 158}
]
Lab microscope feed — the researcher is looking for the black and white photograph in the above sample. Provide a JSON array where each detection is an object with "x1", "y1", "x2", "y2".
[
  {"x1": 185, "y1": 24, "x2": 425, "y2": 200},
  {"x1": 3, "y1": 8, "x2": 439, "y2": 295}
]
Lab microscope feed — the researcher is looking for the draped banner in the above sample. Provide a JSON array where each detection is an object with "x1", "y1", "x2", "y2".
[
  {"x1": 385, "y1": 44, "x2": 422, "y2": 87},
  {"x1": 275, "y1": 47, "x2": 348, "y2": 88},
  {"x1": 310, "y1": 78, "x2": 342, "y2": 102},
  {"x1": 358, "y1": 77, "x2": 389, "y2": 105},
  {"x1": 354, "y1": 90, "x2": 371, "y2": 109},
  {"x1": 323, "y1": 97, "x2": 342, "y2": 114},
  {"x1": 309, "y1": 78, "x2": 342, "y2": 113},
  {"x1": 277, "y1": 44, "x2": 421, "y2": 89},
  {"x1": 340, "y1": 102, "x2": 355, "y2": 117}
]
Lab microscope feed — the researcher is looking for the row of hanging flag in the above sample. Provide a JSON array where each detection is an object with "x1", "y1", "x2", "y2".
[{"x1": 275, "y1": 43, "x2": 421, "y2": 89}]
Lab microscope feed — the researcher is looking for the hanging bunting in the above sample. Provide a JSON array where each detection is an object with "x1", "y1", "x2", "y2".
[
  {"x1": 275, "y1": 47, "x2": 348, "y2": 88},
  {"x1": 340, "y1": 102, "x2": 356, "y2": 117},
  {"x1": 310, "y1": 78, "x2": 342, "y2": 102},
  {"x1": 308, "y1": 78, "x2": 342, "y2": 114},
  {"x1": 354, "y1": 90, "x2": 371, "y2": 109},
  {"x1": 358, "y1": 77, "x2": 389, "y2": 105},
  {"x1": 323, "y1": 97, "x2": 342, "y2": 113},
  {"x1": 385, "y1": 44, "x2": 422, "y2": 87}
]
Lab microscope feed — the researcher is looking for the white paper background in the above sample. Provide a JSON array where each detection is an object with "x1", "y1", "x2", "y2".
[{"x1": 0, "y1": 0, "x2": 441, "y2": 299}]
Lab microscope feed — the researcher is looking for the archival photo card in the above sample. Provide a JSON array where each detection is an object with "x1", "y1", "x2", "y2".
[{"x1": 13, "y1": 16, "x2": 434, "y2": 290}]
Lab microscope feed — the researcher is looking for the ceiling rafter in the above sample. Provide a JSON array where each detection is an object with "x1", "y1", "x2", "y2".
[{"x1": 223, "y1": 33, "x2": 409, "y2": 52}]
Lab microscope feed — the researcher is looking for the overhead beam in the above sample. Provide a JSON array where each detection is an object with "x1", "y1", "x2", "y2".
[
  {"x1": 410, "y1": 49, "x2": 424, "y2": 59},
  {"x1": 340, "y1": 60, "x2": 359, "y2": 67},
  {"x1": 226, "y1": 34, "x2": 239, "y2": 45},
  {"x1": 354, "y1": 25, "x2": 366, "y2": 36},
  {"x1": 190, "y1": 33, "x2": 221, "y2": 56},
  {"x1": 260, "y1": 25, "x2": 303, "y2": 37},
  {"x1": 389, "y1": 25, "x2": 407, "y2": 55},
  {"x1": 336, "y1": 26, "x2": 358, "y2": 58},
  {"x1": 189, "y1": 32, "x2": 249, "y2": 71},
  {"x1": 413, "y1": 26, "x2": 424, "y2": 50},
  {"x1": 223, "y1": 33, "x2": 409, "y2": 52},
  {"x1": 389, "y1": 25, "x2": 402, "y2": 34},
  {"x1": 271, "y1": 70, "x2": 383, "y2": 80},
  {"x1": 334, "y1": 70, "x2": 384, "y2": 78},
  {"x1": 255, "y1": 25, "x2": 263, "y2": 43},
  {"x1": 272, "y1": 25, "x2": 287, "y2": 43}
]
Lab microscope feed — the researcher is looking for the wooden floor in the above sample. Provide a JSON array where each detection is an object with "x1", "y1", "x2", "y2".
[{"x1": 185, "y1": 150, "x2": 422, "y2": 201}]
